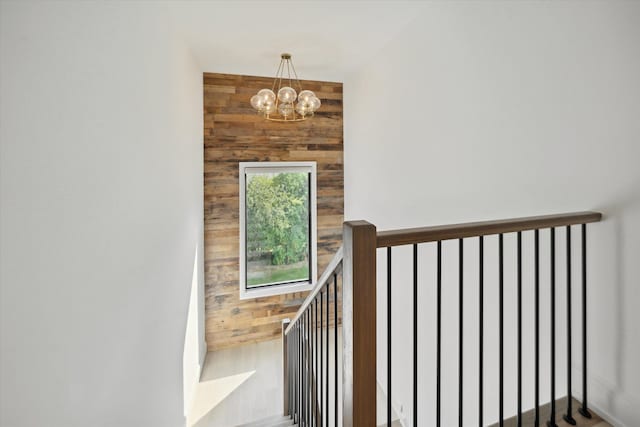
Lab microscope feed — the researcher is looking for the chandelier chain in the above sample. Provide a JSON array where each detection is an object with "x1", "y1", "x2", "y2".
[
  {"x1": 271, "y1": 58, "x2": 284, "y2": 93},
  {"x1": 289, "y1": 58, "x2": 303, "y2": 93}
]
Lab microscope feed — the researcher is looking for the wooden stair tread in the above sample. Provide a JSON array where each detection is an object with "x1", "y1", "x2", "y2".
[
  {"x1": 234, "y1": 414, "x2": 295, "y2": 427},
  {"x1": 489, "y1": 397, "x2": 610, "y2": 427}
]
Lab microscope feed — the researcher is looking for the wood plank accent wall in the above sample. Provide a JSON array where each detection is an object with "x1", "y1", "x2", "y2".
[{"x1": 204, "y1": 72, "x2": 343, "y2": 351}]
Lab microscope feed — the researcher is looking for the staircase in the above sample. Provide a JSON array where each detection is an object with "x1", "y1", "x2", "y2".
[{"x1": 235, "y1": 414, "x2": 295, "y2": 427}]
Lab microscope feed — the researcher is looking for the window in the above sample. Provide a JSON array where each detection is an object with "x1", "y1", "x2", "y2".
[{"x1": 239, "y1": 162, "x2": 317, "y2": 299}]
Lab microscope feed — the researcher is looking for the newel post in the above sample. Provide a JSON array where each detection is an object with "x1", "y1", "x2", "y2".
[
  {"x1": 282, "y1": 318, "x2": 290, "y2": 415},
  {"x1": 343, "y1": 221, "x2": 377, "y2": 427}
]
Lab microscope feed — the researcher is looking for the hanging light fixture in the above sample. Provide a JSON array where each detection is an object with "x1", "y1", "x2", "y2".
[{"x1": 250, "y1": 53, "x2": 321, "y2": 122}]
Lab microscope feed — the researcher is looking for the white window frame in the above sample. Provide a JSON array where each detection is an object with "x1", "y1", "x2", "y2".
[{"x1": 239, "y1": 161, "x2": 318, "y2": 300}]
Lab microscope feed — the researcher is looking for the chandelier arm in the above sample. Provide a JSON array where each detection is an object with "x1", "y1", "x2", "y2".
[
  {"x1": 272, "y1": 58, "x2": 284, "y2": 93},
  {"x1": 286, "y1": 59, "x2": 293, "y2": 91},
  {"x1": 285, "y1": 60, "x2": 295, "y2": 121},
  {"x1": 289, "y1": 58, "x2": 303, "y2": 93}
]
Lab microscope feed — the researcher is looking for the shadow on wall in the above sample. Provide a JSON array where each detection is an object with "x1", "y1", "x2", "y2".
[
  {"x1": 184, "y1": 246, "x2": 205, "y2": 418},
  {"x1": 189, "y1": 370, "x2": 256, "y2": 426},
  {"x1": 592, "y1": 186, "x2": 640, "y2": 425}
]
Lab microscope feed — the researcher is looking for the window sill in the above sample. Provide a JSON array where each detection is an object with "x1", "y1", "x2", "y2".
[{"x1": 239, "y1": 280, "x2": 314, "y2": 300}]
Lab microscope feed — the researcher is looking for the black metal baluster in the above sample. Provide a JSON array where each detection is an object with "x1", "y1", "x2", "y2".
[
  {"x1": 564, "y1": 226, "x2": 577, "y2": 425},
  {"x1": 413, "y1": 244, "x2": 418, "y2": 427},
  {"x1": 308, "y1": 304, "x2": 314, "y2": 427},
  {"x1": 294, "y1": 332, "x2": 296, "y2": 419},
  {"x1": 299, "y1": 324, "x2": 302, "y2": 424},
  {"x1": 307, "y1": 310, "x2": 311, "y2": 427},
  {"x1": 579, "y1": 224, "x2": 592, "y2": 419},
  {"x1": 308, "y1": 309, "x2": 311, "y2": 427},
  {"x1": 535, "y1": 229, "x2": 540, "y2": 427},
  {"x1": 291, "y1": 333, "x2": 294, "y2": 418},
  {"x1": 287, "y1": 332, "x2": 290, "y2": 417},
  {"x1": 518, "y1": 231, "x2": 522, "y2": 427},
  {"x1": 286, "y1": 333, "x2": 289, "y2": 417},
  {"x1": 326, "y1": 284, "x2": 330, "y2": 427},
  {"x1": 298, "y1": 313, "x2": 304, "y2": 424},
  {"x1": 310, "y1": 309, "x2": 313, "y2": 427},
  {"x1": 308, "y1": 310, "x2": 311, "y2": 427},
  {"x1": 293, "y1": 327, "x2": 296, "y2": 422},
  {"x1": 479, "y1": 236, "x2": 484, "y2": 427},
  {"x1": 289, "y1": 332, "x2": 292, "y2": 418},
  {"x1": 388, "y1": 247, "x2": 392, "y2": 427},
  {"x1": 314, "y1": 298, "x2": 318, "y2": 427},
  {"x1": 549, "y1": 227, "x2": 558, "y2": 427},
  {"x1": 320, "y1": 290, "x2": 324, "y2": 427},
  {"x1": 316, "y1": 301, "x2": 319, "y2": 427},
  {"x1": 437, "y1": 240, "x2": 442, "y2": 427},
  {"x1": 299, "y1": 322, "x2": 302, "y2": 424},
  {"x1": 304, "y1": 306, "x2": 312, "y2": 427},
  {"x1": 499, "y1": 233, "x2": 504, "y2": 427},
  {"x1": 286, "y1": 334, "x2": 289, "y2": 417},
  {"x1": 304, "y1": 308, "x2": 312, "y2": 427},
  {"x1": 302, "y1": 322, "x2": 304, "y2": 424},
  {"x1": 294, "y1": 330, "x2": 297, "y2": 420},
  {"x1": 459, "y1": 238, "x2": 464, "y2": 427},
  {"x1": 303, "y1": 312, "x2": 306, "y2": 426},
  {"x1": 293, "y1": 331, "x2": 296, "y2": 419},
  {"x1": 295, "y1": 325, "x2": 298, "y2": 423},
  {"x1": 334, "y1": 273, "x2": 338, "y2": 427}
]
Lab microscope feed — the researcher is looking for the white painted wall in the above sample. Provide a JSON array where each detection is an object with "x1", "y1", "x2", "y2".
[
  {"x1": 0, "y1": 2, "x2": 203, "y2": 426},
  {"x1": 344, "y1": 1, "x2": 640, "y2": 426},
  {"x1": 2, "y1": 1, "x2": 639, "y2": 426}
]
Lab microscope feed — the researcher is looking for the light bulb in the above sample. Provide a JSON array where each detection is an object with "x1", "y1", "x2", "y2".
[
  {"x1": 257, "y1": 89, "x2": 276, "y2": 103},
  {"x1": 250, "y1": 94, "x2": 265, "y2": 111},
  {"x1": 264, "y1": 103, "x2": 276, "y2": 114},
  {"x1": 298, "y1": 90, "x2": 315, "y2": 103},
  {"x1": 277, "y1": 87, "x2": 297, "y2": 104},
  {"x1": 309, "y1": 96, "x2": 321, "y2": 111},
  {"x1": 297, "y1": 99, "x2": 311, "y2": 110},
  {"x1": 296, "y1": 103, "x2": 309, "y2": 116},
  {"x1": 278, "y1": 102, "x2": 294, "y2": 117}
]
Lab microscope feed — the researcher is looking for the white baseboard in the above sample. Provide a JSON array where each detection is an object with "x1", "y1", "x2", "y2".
[
  {"x1": 571, "y1": 366, "x2": 637, "y2": 427},
  {"x1": 588, "y1": 401, "x2": 627, "y2": 427}
]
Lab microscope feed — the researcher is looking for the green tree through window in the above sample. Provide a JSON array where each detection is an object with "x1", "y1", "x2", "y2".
[{"x1": 245, "y1": 171, "x2": 310, "y2": 287}]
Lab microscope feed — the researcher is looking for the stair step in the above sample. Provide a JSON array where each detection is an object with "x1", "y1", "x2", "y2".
[
  {"x1": 377, "y1": 421, "x2": 403, "y2": 427},
  {"x1": 234, "y1": 414, "x2": 295, "y2": 427},
  {"x1": 488, "y1": 397, "x2": 610, "y2": 427}
]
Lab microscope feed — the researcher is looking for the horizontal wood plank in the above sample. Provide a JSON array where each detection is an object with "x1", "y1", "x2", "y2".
[{"x1": 204, "y1": 72, "x2": 343, "y2": 350}]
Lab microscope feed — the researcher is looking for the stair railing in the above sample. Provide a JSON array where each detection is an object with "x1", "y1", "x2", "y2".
[
  {"x1": 376, "y1": 211, "x2": 601, "y2": 427},
  {"x1": 283, "y1": 246, "x2": 345, "y2": 427},
  {"x1": 283, "y1": 211, "x2": 602, "y2": 427}
]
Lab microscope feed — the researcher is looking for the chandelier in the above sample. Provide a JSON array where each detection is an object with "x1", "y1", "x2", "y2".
[{"x1": 250, "y1": 53, "x2": 321, "y2": 122}]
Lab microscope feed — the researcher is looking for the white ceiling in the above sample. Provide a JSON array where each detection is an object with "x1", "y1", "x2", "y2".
[{"x1": 167, "y1": 1, "x2": 429, "y2": 81}]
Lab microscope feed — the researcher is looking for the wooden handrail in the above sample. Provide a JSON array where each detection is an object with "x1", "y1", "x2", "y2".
[
  {"x1": 284, "y1": 246, "x2": 343, "y2": 336},
  {"x1": 377, "y1": 211, "x2": 602, "y2": 248}
]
